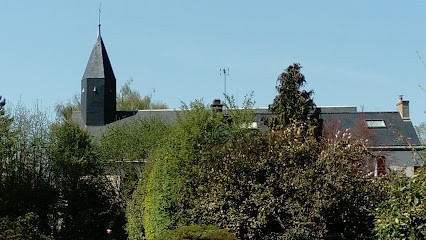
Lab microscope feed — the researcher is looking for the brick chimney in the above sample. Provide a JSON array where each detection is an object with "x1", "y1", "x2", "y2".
[{"x1": 396, "y1": 96, "x2": 410, "y2": 120}]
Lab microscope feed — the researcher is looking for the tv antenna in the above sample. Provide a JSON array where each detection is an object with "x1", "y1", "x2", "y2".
[
  {"x1": 98, "y1": 2, "x2": 102, "y2": 26},
  {"x1": 220, "y1": 67, "x2": 230, "y2": 97}
]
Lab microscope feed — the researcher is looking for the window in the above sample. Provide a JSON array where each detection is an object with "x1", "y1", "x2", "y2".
[
  {"x1": 377, "y1": 156, "x2": 386, "y2": 176},
  {"x1": 366, "y1": 120, "x2": 386, "y2": 128},
  {"x1": 414, "y1": 165, "x2": 421, "y2": 172}
]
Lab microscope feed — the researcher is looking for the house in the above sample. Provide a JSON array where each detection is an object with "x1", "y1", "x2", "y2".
[
  {"x1": 72, "y1": 25, "x2": 424, "y2": 177},
  {"x1": 319, "y1": 99, "x2": 423, "y2": 177}
]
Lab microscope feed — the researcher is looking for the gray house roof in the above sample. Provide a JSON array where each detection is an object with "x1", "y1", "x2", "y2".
[{"x1": 321, "y1": 111, "x2": 422, "y2": 149}]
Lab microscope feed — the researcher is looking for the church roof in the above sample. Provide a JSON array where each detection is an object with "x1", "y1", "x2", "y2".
[{"x1": 82, "y1": 25, "x2": 116, "y2": 80}]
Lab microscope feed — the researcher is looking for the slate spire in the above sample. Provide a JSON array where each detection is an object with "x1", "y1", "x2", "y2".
[
  {"x1": 81, "y1": 24, "x2": 117, "y2": 126},
  {"x1": 82, "y1": 24, "x2": 115, "y2": 80}
]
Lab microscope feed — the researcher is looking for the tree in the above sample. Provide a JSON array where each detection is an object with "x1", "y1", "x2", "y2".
[
  {"x1": 0, "y1": 212, "x2": 53, "y2": 240},
  {"x1": 374, "y1": 168, "x2": 426, "y2": 239},
  {"x1": 117, "y1": 79, "x2": 167, "y2": 110},
  {"x1": 177, "y1": 65, "x2": 373, "y2": 239},
  {"x1": 0, "y1": 96, "x2": 15, "y2": 175},
  {"x1": 126, "y1": 64, "x2": 375, "y2": 239},
  {"x1": 99, "y1": 118, "x2": 171, "y2": 200},
  {"x1": 268, "y1": 63, "x2": 321, "y2": 135},
  {"x1": 54, "y1": 94, "x2": 81, "y2": 123},
  {"x1": 189, "y1": 122, "x2": 373, "y2": 239},
  {"x1": 126, "y1": 99, "x2": 255, "y2": 240},
  {"x1": 49, "y1": 121, "x2": 126, "y2": 240},
  {"x1": 0, "y1": 101, "x2": 57, "y2": 237}
]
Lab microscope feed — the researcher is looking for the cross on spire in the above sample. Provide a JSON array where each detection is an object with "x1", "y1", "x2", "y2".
[{"x1": 98, "y1": 2, "x2": 102, "y2": 37}]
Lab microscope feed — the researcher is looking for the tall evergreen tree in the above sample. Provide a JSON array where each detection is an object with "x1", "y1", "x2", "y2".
[{"x1": 268, "y1": 63, "x2": 321, "y2": 135}]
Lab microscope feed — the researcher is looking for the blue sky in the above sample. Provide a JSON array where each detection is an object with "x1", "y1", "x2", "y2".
[{"x1": 1, "y1": 1, "x2": 426, "y2": 126}]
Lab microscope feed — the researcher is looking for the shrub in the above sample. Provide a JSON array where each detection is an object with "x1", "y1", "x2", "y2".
[
  {"x1": 155, "y1": 225, "x2": 237, "y2": 240},
  {"x1": 374, "y1": 167, "x2": 426, "y2": 239},
  {"x1": 99, "y1": 118, "x2": 171, "y2": 200},
  {"x1": 126, "y1": 100, "x2": 255, "y2": 240},
  {"x1": 190, "y1": 122, "x2": 374, "y2": 239},
  {"x1": 0, "y1": 212, "x2": 53, "y2": 240}
]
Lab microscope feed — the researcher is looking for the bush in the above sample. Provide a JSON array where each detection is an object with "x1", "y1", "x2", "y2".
[
  {"x1": 127, "y1": 101, "x2": 230, "y2": 240},
  {"x1": 155, "y1": 225, "x2": 237, "y2": 240},
  {"x1": 0, "y1": 212, "x2": 53, "y2": 240},
  {"x1": 374, "y1": 167, "x2": 426, "y2": 239},
  {"x1": 49, "y1": 121, "x2": 126, "y2": 240},
  {"x1": 99, "y1": 118, "x2": 171, "y2": 200},
  {"x1": 126, "y1": 100, "x2": 255, "y2": 240},
  {"x1": 189, "y1": 122, "x2": 374, "y2": 239}
]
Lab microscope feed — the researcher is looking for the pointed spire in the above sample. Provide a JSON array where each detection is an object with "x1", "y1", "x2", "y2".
[
  {"x1": 81, "y1": 4, "x2": 116, "y2": 126},
  {"x1": 81, "y1": 24, "x2": 117, "y2": 126},
  {"x1": 82, "y1": 25, "x2": 115, "y2": 80}
]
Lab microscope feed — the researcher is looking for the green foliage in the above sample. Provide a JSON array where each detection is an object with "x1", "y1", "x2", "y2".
[
  {"x1": 54, "y1": 94, "x2": 81, "y2": 123},
  {"x1": 0, "y1": 212, "x2": 53, "y2": 240},
  {"x1": 117, "y1": 79, "x2": 167, "y2": 110},
  {"x1": 49, "y1": 121, "x2": 101, "y2": 183},
  {"x1": 268, "y1": 63, "x2": 320, "y2": 135},
  {"x1": 190, "y1": 122, "x2": 373, "y2": 239},
  {"x1": 155, "y1": 225, "x2": 237, "y2": 240},
  {"x1": 52, "y1": 176, "x2": 126, "y2": 240},
  {"x1": 169, "y1": 65, "x2": 372, "y2": 239},
  {"x1": 126, "y1": 100, "x2": 255, "y2": 240},
  {"x1": 127, "y1": 65, "x2": 375, "y2": 239},
  {"x1": 0, "y1": 99, "x2": 128, "y2": 239},
  {"x1": 0, "y1": 96, "x2": 15, "y2": 161},
  {"x1": 140, "y1": 101, "x2": 226, "y2": 239},
  {"x1": 100, "y1": 118, "x2": 171, "y2": 162},
  {"x1": 0, "y1": 101, "x2": 57, "y2": 236},
  {"x1": 100, "y1": 118, "x2": 171, "y2": 200},
  {"x1": 49, "y1": 121, "x2": 126, "y2": 240},
  {"x1": 374, "y1": 168, "x2": 426, "y2": 239}
]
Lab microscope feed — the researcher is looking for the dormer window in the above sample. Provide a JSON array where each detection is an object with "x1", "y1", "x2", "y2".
[
  {"x1": 366, "y1": 120, "x2": 386, "y2": 128},
  {"x1": 93, "y1": 86, "x2": 97, "y2": 92}
]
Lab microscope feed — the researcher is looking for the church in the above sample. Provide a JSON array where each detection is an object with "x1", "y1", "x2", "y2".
[{"x1": 72, "y1": 25, "x2": 424, "y2": 177}]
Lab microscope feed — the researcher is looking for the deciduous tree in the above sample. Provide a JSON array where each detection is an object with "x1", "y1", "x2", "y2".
[
  {"x1": 374, "y1": 168, "x2": 426, "y2": 239},
  {"x1": 117, "y1": 79, "x2": 167, "y2": 110},
  {"x1": 49, "y1": 121, "x2": 126, "y2": 240}
]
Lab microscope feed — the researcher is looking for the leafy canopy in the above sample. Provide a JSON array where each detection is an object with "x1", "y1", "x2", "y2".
[{"x1": 375, "y1": 168, "x2": 426, "y2": 239}]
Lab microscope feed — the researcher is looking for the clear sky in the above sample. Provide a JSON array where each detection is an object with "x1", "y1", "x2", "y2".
[{"x1": 1, "y1": 1, "x2": 426, "y2": 126}]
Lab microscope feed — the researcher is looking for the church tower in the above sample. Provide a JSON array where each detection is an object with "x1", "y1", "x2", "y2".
[{"x1": 81, "y1": 25, "x2": 116, "y2": 126}]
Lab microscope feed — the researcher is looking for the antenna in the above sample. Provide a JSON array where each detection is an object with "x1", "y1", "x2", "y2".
[
  {"x1": 220, "y1": 67, "x2": 230, "y2": 97},
  {"x1": 98, "y1": 2, "x2": 102, "y2": 26}
]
